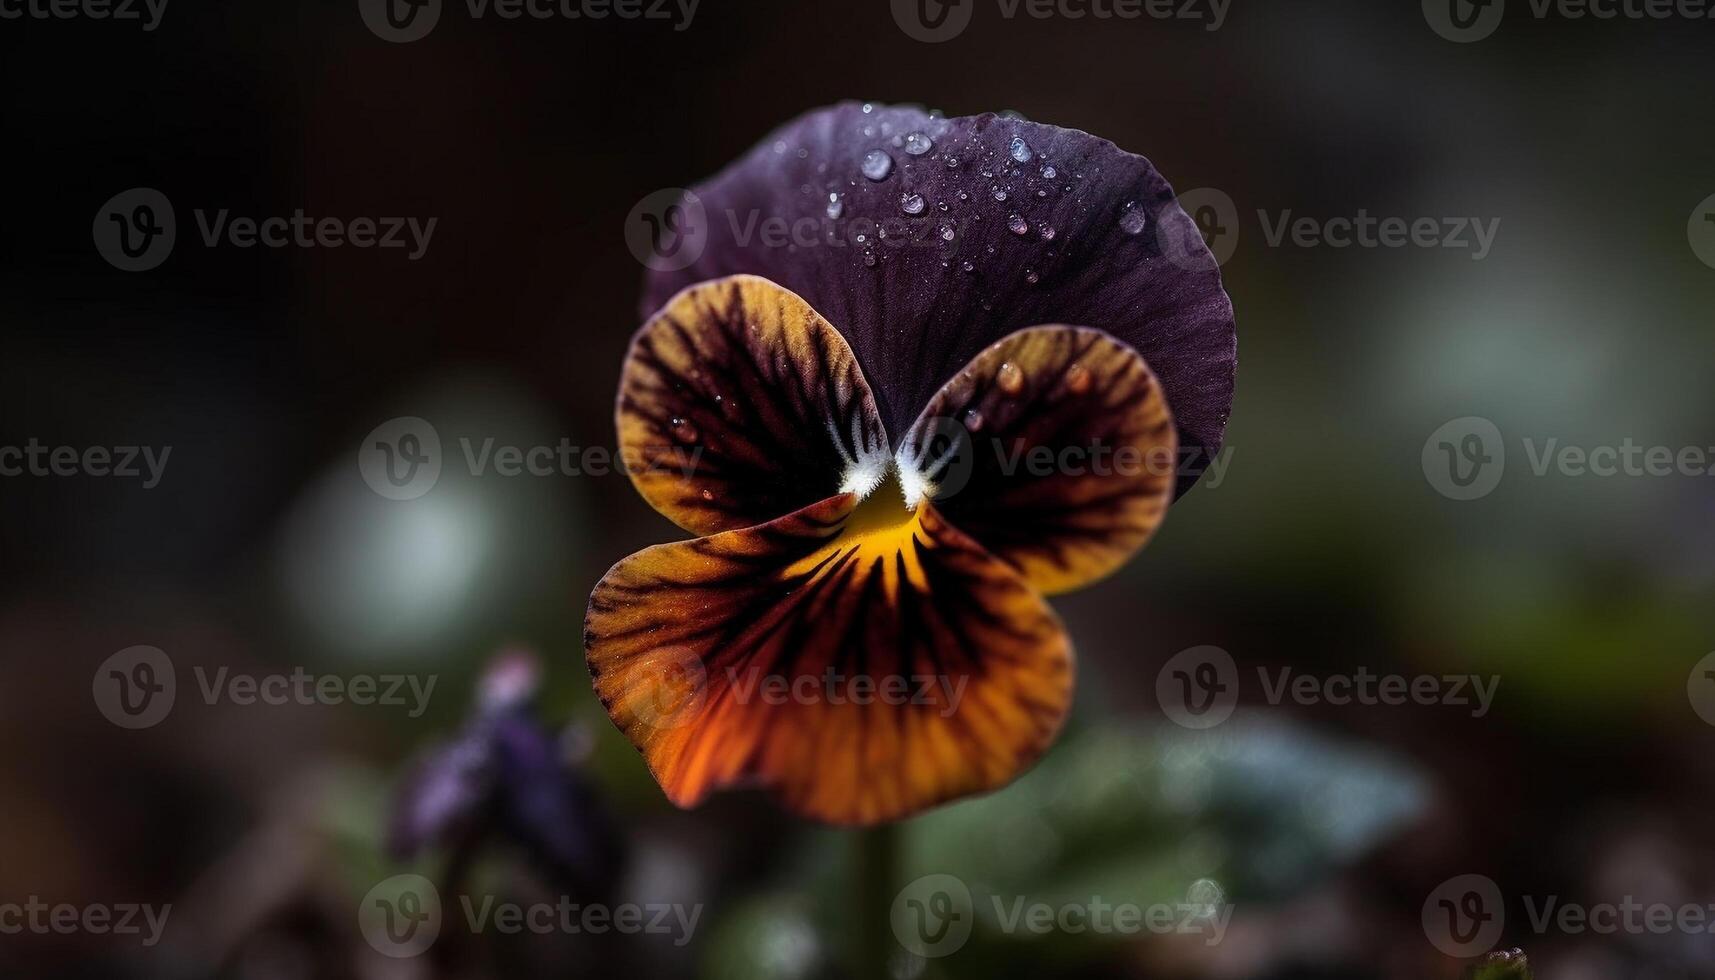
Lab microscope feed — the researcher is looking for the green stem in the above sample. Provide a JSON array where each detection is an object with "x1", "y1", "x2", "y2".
[{"x1": 851, "y1": 823, "x2": 900, "y2": 980}]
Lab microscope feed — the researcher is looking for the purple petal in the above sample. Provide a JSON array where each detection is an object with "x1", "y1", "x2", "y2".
[
  {"x1": 641, "y1": 102, "x2": 1237, "y2": 497},
  {"x1": 387, "y1": 734, "x2": 493, "y2": 859},
  {"x1": 488, "y1": 715, "x2": 621, "y2": 895}
]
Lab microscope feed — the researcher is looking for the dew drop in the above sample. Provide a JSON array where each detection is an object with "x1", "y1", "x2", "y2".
[
  {"x1": 1040, "y1": 164, "x2": 1058, "y2": 179},
  {"x1": 861, "y1": 102, "x2": 875, "y2": 114},
  {"x1": 1007, "y1": 214, "x2": 1029, "y2": 236},
  {"x1": 671, "y1": 417, "x2": 699, "y2": 443},
  {"x1": 1040, "y1": 225, "x2": 1056, "y2": 241},
  {"x1": 861, "y1": 150, "x2": 893, "y2": 181},
  {"x1": 826, "y1": 193, "x2": 845, "y2": 219},
  {"x1": 997, "y1": 361, "x2": 1024, "y2": 395},
  {"x1": 863, "y1": 251, "x2": 877, "y2": 267},
  {"x1": 992, "y1": 187, "x2": 1008, "y2": 202},
  {"x1": 960, "y1": 260, "x2": 975, "y2": 273},
  {"x1": 1065, "y1": 363, "x2": 1091, "y2": 394},
  {"x1": 939, "y1": 223, "x2": 956, "y2": 241},
  {"x1": 900, "y1": 192, "x2": 926, "y2": 215},
  {"x1": 1009, "y1": 136, "x2": 1034, "y2": 163},
  {"x1": 963, "y1": 408, "x2": 985, "y2": 432},
  {"x1": 904, "y1": 131, "x2": 934, "y2": 155},
  {"x1": 1119, "y1": 204, "x2": 1148, "y2": 235},
  {"x1": 944, "y1": 155, "x2": 960, "y2": 169},
  {"x1": 700, "y1": 488, "x2": 715, "y2": 501},
  {"x1": 1024, "y1": 268, "x2": 1040, "y2": 285}
]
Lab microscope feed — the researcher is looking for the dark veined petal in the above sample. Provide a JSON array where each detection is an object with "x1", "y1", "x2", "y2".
[
  {"x1": 619, "y1": 275, "x2": 889, "y2": 535},
  {"x1": 897, "y1": 326, "x2": 1176, "y2": 595},
  {"x1": 583, "y1": 492, "x2": 1072, "y2": 825},
  {"x1": 642, "y1": 102, "x2": 1235, "y2": 498}
]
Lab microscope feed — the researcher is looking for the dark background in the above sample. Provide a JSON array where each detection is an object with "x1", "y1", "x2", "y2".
[{"x1": 3, "y1": 0, "x2": 1715, "y2": 977}]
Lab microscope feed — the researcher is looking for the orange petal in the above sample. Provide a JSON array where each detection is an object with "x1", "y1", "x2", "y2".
[
  {"x1": 584, "y1": 490, "x2": 1072, "y2": 825},
  {"x1": 898, "y1": 326, "x2": 1177, "y2": 595},
  {"x1": 618, "y1": 274, "x2": 889, "y2": 535}
]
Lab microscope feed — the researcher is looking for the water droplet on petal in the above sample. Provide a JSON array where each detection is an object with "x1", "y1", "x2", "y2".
[
  {"x1": 1065, "y1": 363, "x2": 1091, "y2": 394},
  {"x1": 997, "y1": 361, "x2": 1024, "y2": 395},
  {"x1": 944, "y1": 156, "x2": 960, "y2": 169},
  {"x1": 861, "y1": 150, "x2": 893, "y2": 181},
  {"x1": 1007, "y1": 214, "x2": 1029, "y2": 236},
  {"x1": 904, "y1": 132, "x2": 933, "y2": 155},
  {"x1": 671, "y1": 417, "x2": 699, "y2": 443},
  {"x1": 826, "y1": 193, "x2": 845, "y2": 219},
  {"x1": 861, "y1": 102, "x2": 875, "y2": 114},
  {"x1": 992, "y1": 187, "x2": 1008, "y2": 202},
  {"x1": 1024, "y1": 268, "x2": 1040, "y2": 285},
  {"x1": 900, "y1": 192, "x2": 926, "y2": 215},
  {"x1": 1119, "y1": 204, "x2": 1148, "y2": 235},
  {"x1": 960, "y1": 260, "x2": 975, "y2": 273},
  {"x1": 700, "y1": 488, "x2": 715, "y2": 501},
  {"x1": 1040, "y1": 164, "x2": 1058, "y2": 179},
  {"x1": 940, "y1": 223, "x2": 956, "y2": 241},
  {"x1": 863, "y1": 251, "x2": 877, "y2": 267},
  {"x1": 963, "y1": 408, "x2": 985, "y2": 432},
  {"x1": 1009, "y1": 136, "x2": 1034, "y2": 163}
]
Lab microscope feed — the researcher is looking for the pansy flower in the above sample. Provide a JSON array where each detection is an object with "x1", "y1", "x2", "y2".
[{"x1": 586, "y1": 102, "x2": 1236, "y2": 825}]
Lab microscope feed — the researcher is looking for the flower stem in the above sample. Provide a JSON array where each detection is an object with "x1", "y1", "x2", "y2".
[{"x1": 851, "y1": 823, "x2": 899, "y2": 979}]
